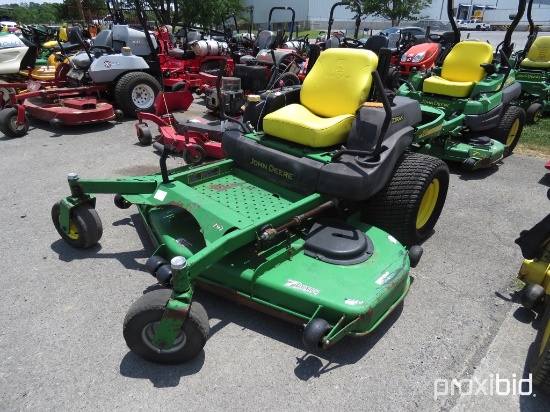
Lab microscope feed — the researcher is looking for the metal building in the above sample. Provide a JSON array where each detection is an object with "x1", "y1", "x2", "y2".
[{"x1": 240, "y1": 0, "x2": 550, "y2": 30}]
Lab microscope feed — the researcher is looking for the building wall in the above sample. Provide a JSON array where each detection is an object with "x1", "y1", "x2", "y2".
[{"x1": 241, "y1": 0, "x2": 550, "y2": 30}]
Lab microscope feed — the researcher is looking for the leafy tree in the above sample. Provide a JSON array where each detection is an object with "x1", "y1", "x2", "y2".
[{"x1": 360, "y1": 0, "x2": 432, "y2": 26}]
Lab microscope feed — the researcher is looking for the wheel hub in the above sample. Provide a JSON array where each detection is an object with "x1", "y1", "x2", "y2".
[
  {"x1": 132, "y1": 85, "x2": 155, "y2": 109},
  {"x1": 142, "y1": 321, "x2": 186, "y2": 353},
  {"x1": 417, "y1": 178, "x2": 440, "y2": 229}
]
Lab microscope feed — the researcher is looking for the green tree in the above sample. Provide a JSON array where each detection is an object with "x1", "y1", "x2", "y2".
[
  {"x1": 146, "y1": 0, "x2": 246, "y2": 28},
  {"x1": 360, "y1": 0, "x2": 432, "y2": 26}
]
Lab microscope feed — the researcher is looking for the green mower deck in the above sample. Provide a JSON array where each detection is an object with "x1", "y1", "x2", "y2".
[{"x1": 54, "y1": 157, "x2": 414, "y2": 363}]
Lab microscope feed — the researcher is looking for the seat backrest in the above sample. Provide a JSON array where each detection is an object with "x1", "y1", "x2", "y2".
[
  {"x1": 300, "y1": 48, "x2": 378, "y2": 118},
  {"x1": 364, "y1": 35, "x2": 390, "y2": 54},
  {"x1": 325, "y1": 34, "x2": 343, "y2": 49},
  {"x1": 59, "y1": 26, "x2": 68, "y2": 42},
  {"x1": 256, "y1": 30, "x2": 277, "y2": 50},
  {"x1": 525, "y1": 36, "x2": 550, "y2": 63},
  {"x1": 68, "y1": 26, "x2": 82, "y2": 44},
  {"x1": 440, "y1": 40, "x2": 493, "y2": 83},
  {"x1": 186, "y1": 31, "x2": 201, "y2": 44},
  {"x1": 93, "y1": 29, "x2": 112, "y2": 48}
]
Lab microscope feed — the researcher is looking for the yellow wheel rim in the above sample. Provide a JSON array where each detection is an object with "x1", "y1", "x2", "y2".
[
  {"x1": 416, "y1": 178, "x2": 440, "y2": 229},
  {"x1": 540, "y1": 318, "x2": 550, "y2": 356},
  {"x1": 505, "y1": 118, "x2": 520, "y2": 147},
  {"x1": 59, "y1": 216, "x2": 79, "y2": 240}
]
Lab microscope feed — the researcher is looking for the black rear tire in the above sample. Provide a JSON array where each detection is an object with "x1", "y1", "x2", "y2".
[
  {"x1": 123, "y1": 289, "x2": 209, "y2": 364},
  {"x1": 277, "y1": 72, "x2": 301, "y2": 87},
  {"x1": 362, "y1": 152, "x2": 449, "y2": 246},
  {"x1": 531, "y1": 303, "x2": 550, "y2": 393},
  {"x1": 488, "y1": 105, "x2": 525, "y2": 157},
  {"x1": 115, "y1": 72, "x2": 161, "y2": 118}
]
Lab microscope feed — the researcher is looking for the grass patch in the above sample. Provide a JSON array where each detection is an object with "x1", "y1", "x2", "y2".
[{"x1": 518, "y1": 117, "x2": 550, "y2": 158}]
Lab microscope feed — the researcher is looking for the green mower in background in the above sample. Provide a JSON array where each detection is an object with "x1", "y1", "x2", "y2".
[
  {"x1": 52, "y1": 47, "x2": 451, "y2": 364},
  {"x1": 508, "y1": 0, "x2": 550, "y2": 124},
  {"x1": 397, "y1": 0, "x2": 527, "y2": 171}
]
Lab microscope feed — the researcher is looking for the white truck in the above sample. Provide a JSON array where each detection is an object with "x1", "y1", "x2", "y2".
[{"x1": 459, "y1": 19, "x2": 491, "y2": 31}]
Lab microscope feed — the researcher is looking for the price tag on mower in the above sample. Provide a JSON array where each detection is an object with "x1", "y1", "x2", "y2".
[{"x1": 27, "y1": 81, "x2": 41, "y2": 92}]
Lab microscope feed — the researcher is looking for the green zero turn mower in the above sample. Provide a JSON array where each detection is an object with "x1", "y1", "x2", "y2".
[
  {"x1": 396, "y1": 0, "x2": 526, "y2": 170},
  {"x1": 507, "y1": 0, "x2": 550, "y2": 124},
  {"x1": 52, "y1": 47, "x2": 450, "y2": 364}
]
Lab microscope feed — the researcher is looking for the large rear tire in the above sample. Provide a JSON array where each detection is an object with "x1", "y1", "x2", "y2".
[
  {"x1": 362, "y1": 152, "x2": 449, "y2": 246},
  {"x1": 488, "y1": 105, "x2": 525, "y2": 157},
  {"x1": 531, "y1": 303, "x2": 550, "y2": 393},
  {"x1": 123, "y1": 289, "x2": 209, "y2": 364},
  {"x1": 115, "y1": 72, "x2": 161, "y2": 118}
]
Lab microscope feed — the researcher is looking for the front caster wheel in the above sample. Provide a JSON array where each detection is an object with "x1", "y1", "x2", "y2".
[
  {"x1": 123, "y1": 289, "x2": 210, "y2": 364},
  {"x1": 0, "y1": 107, "x2": 29, "y2": 137},
  {"x1": 183, "y1": 144, "x2": 206, "y2": 165},
  {"x1": 114, "y1": 194, "x2": 132, "y2": 209},
  {"x1": 137, "y1": 124, "x2": 153, "y2": 145},
  {"x1": 521, "y1": 284, "x2": 546, "y2": 311},
  {"x1": 51, "y1": 201, "x2": 103, "y2": 248},
  {"x1": 302, "y1": 318, "x2": 330, "y2": 352}
]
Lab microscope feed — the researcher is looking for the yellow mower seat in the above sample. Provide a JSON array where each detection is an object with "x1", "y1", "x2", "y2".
[
  {"x1": 422, "y1": 41, "x2": 494, "y2": 98},
  {"x1": 521, "y1": 36, "x2": 550, "y2": 69},
  {"x1": 262, "y1": 48, "x2": 378, "y2": 147}
]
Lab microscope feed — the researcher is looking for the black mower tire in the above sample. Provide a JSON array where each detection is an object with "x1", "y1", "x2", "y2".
[
  {"x1": 115, "y1": 72, "x2": 161, "y2": 118},
  {"x1": 277, "y1": 72, "x2": 301, "y2": 87},
  {"x1": 521, "y1": 283, "x2": 546, "y2": 311},
  {"x1": 171, "y1": 81, "x2": 186, "y2": 92},
  {"x1": 526, "y1": 103, "x2": 543, "y2": 125},
  {"x1": 362, "y1": 152, "x2": 449, "y2": 247},
  {"x1": 488, "y1": 105, "x2": 525, "y2": 157},
  {"x1": 51, "y1": 201, "x2": 103, "y2": 248},
  {"x1": 303, "y1": 318, "x2": 330, "y2": 352},
  {"x1": 123, "y1": 289, "x2": 210, "y2": 364},
  {"x1": 0, "y1": 107, "x2": 29, "y2": 138},
  {"x1": 183, "y1": 144, "x2": 206, "y2": 165},
  {"x1": 114, "y1": 194, "x2": 132, "y2": 209},
  {"x1": 137, "y1": 124, "x2": 153, "y2": 145},
  {"x1": 531, "y1": 303, "x2": 550, "y2": 393}
]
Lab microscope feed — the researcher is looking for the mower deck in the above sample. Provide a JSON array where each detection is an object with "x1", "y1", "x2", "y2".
[
  {"x1": 135, "y1": 161, "x2": 411, "y2": 339},
  {"x1": 24, "y1": 96, "x2": 116, "y2": 124}
]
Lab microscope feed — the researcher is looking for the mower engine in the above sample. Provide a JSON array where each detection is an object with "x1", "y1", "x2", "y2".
[{"x1": 204, "y1": 76, "x2": 245, "y2": 116}]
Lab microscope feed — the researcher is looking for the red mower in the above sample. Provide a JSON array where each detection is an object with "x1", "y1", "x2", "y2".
[
  {"x1": 134, "y1": 67, "x2": 240, "y2": 165},
  {"x1": 398, "y1": 31, "x2": 455, "y2": 78}
]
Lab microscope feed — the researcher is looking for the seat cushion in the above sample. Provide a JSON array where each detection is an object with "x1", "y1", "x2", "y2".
[
  {"x1": 440, "y1": 41, "x2": 493, "y2": 83},
  {"x1": 422, "y1": 40, "x2": 493, "y2": 97},
  {"x1": 263, "y1": 104, "x2": 355, "y2": 147},
  {"x1": 521, "y1": 36, "x2": 550, "y2": 69},
  {"x1": 422, "y1": 75, "x2": 475, "y2": 97},
  {"x1": 262, "y1": 48, "x2": 378, "y2": 147},
  {"x1": 300, "y1": 48, "x2": 378, "y2": 118}
]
